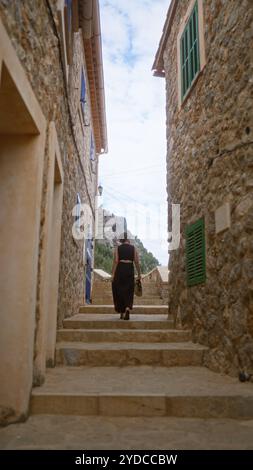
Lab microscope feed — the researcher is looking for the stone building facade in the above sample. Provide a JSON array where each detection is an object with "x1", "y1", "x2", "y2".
[
  {"x1": 0, "y1": 0, "x2": 107, "y2": 424},
  {"x1": 153, "y1": 0, "x2": 253, "y2": 376}
]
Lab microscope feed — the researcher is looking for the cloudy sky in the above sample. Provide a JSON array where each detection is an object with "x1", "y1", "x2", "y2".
[{"x1": 99, "y1": 0, "x2": 170, "y2": 265}]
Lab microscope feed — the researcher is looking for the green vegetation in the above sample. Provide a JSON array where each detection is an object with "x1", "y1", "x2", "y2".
[
  {"x1": 94, "y1": 237, "x2": 160, "y2": 275},
  {"x1": 94, "y1": 241, "x2": 114, "y2": 274},
  {"x1": 134, "y1": 236, "x2": 160, "y2": 274}
]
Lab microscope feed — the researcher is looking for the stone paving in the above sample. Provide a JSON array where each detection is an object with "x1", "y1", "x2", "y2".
[{"x1": 1, "y1": 415, "x2": 253, "y2": 450}]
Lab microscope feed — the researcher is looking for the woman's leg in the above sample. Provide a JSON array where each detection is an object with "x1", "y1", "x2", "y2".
[{"x1": 124, "y1": 307, "x2": 130, "y2": 320}]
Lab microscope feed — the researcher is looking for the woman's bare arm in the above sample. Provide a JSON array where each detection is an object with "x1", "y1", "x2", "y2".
[
  {"x1": 134, "y1": 248, "x2": 141, "y2": 279},
  {"x1": 111, "y1": 247, "x2": 118, "y2": 281}
]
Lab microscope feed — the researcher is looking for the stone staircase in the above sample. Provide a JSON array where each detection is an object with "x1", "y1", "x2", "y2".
[
  {"x1": 79, "y1": 305, "x2": 169, "y2": 314},
  {"x1": 92, "y1": 279, "x2": 168, "y2": 305},
  {"x1": 31, "y1": 306, "x2": 253, "y2": 420}
]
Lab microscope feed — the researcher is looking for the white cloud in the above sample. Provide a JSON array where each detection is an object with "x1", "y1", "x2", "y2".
[{"x1": 99, "y1": 0, "x2": 170, "y2": 265}]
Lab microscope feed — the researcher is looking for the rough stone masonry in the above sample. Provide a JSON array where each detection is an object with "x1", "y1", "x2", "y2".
[
  {"x1": 0, "y1": 0, "x2": 97, "y2": 327},
  {"x1": 0, "y1": 0, "x2": 103, "y2": 393},
  {"x1": 161, "y1": 0, "x2": 253, "y2": 376}
]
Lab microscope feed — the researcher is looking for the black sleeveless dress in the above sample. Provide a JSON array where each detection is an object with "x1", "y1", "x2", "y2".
[{"x1": 112, "y1": 243, "x2": 135, "y2": 313}]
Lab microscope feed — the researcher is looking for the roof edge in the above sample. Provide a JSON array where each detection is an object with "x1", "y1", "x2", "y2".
[
  {"x1": 92, "y1": 0, "x2": 108, "y2": 154},
  {"x1": 80, "y1": 0, "x2": 108, "y2": 154},
  {"x1": 152, "y1": 0, "x2": 178, "y2": 77}
]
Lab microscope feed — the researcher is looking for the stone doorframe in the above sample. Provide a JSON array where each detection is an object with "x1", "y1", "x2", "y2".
[
  {"x1": 34, "y1": 122, "x2": 64, "y2": 383},
  {"x1": 0, "y1": 19, "x2": 46, "y2": 424}
]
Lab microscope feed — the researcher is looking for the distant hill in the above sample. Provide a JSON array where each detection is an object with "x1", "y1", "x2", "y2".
[
  {"x1": 134, "y1": 236, "x2": 160, "y2": 274},
  {"x1": 94, "y1": 236, "x2": 160, "y2": 275}
]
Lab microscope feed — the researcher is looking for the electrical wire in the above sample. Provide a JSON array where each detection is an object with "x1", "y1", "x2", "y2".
[
  {"x1": 103, "y1": 168, "x2": 165, "y2": 180},
  {"x1": 103, "y1": 188, "x2": 164, "y2": 220},
  {"x1": 102, "y1": 163, "x2": 164, "y2": 178},
  {"x1": 104, "y1": 186, "x2": 147, "y2": 205},
  {"x1": 104, "y1": 183, "x2": 166, "y2": 205}
]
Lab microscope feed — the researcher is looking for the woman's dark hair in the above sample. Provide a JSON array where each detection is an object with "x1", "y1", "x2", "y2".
[{"x1": 119, "y1": 232, "x2": 129, "y2": 244}]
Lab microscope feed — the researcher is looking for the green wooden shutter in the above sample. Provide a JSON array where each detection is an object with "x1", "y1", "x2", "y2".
[
  {"x1": 186, "y1": 218, "x2": 206, "y2": 286},
  {"x1": 180, "y1": 1, "x2": 200, "y2": 100}
]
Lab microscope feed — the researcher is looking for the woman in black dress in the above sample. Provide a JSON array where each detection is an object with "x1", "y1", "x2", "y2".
[{"x1": 111, "y1": 234, "x2": 141, "y2": 320}]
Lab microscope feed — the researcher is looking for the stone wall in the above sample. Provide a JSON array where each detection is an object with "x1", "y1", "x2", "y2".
[
  {"x1": 142, "y1": 268, "x2": 169, "y2": 304},
  {"x1": 0, "y1": 0, "x2": 98, "y2": 372},
  {"x1": 164, "y1": 0, "x2": 253, "y2": 375},
  {"x1": 157, "y1": 276, "x2": 169, "y2": 304}
]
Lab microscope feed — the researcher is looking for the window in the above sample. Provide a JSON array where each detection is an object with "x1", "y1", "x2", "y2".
[
  {"x1": 180, "y1": 1, "x2": 200, "y2": 100},
  {"x1": 65, "y1": 0, "x2": 72, "y2": 27},
  {"x1": 76, "y1": 193, "x2": 82, "y2": 231},
  {"x1": 80, "y1": 70, "x2": 86, "y2": 118},
  {"x1": 186, "y1": 217, "x2": 206, "y2": 286},
  {"x1": 79, "y1": 69, "x2": 90, "y2": 128},
  {"x1": 90, "y1": 133, "x2": 95, "y2": 161},
  {"x1": 64, "y1": 0, "x2": 72, "y2": 64}
]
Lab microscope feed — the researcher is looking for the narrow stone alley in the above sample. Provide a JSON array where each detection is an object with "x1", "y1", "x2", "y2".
[{"x1": 1, "y1": 0, "x2": 253, "y2": 457}]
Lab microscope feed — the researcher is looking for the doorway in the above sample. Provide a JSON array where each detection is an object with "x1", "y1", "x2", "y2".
[
  {"x1": 85, "y1": 228, "x2": 93, "y2": 304},
  {"x1": 34, "y1": 122, "x2": 64, "y2": 377},
  {"x1": 0, "y1": 20, "x2": 46, "y2": 422}
]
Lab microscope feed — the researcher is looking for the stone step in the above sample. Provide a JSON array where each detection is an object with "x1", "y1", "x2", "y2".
[
  {"x1": 55, "y1": 342, "x2": 206, "y2": 367},
  {"x1": 31, "y1": 366, "x2": 253, "y2": 418},
  {"x1": 93, "y1": 291, "x2": 162, "y2": 299},
  {"x1": 63, "y1": 314, "x2": 173, "y2": 330},
  {"x1": 92, "y1": 298, "x2": 166, "y2": 305},
  {"x1": 57, "y1": 328, "x2": 191, "y2": 343},
  {"x1": 93, "y1": 282, "x2": 162, "y2": 290},
  {"x1": 92, "y1": 290, "x2": 168, "y2": 298},
  {"x1": 79, "y1": 305, "x2": 168, "y2": 315},
  {"x1": 92, "y1": 292, "x2": 164, "y2": 298},
  {"x1": 3, "y1": 415, "x2": 253, "y2": 450}
]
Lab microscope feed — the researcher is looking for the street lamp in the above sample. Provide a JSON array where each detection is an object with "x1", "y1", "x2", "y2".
[{"x1": 98, "y1": 184, "x2": 103, "y2": 196}]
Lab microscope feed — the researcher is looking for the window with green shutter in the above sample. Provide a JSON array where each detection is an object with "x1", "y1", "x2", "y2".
[
  {"x1": 180, "y1": 1, "x2": 200, "y2": 100},
  {"x1": 186, "y1": 218, "x2": 206, "y2": 286}
]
